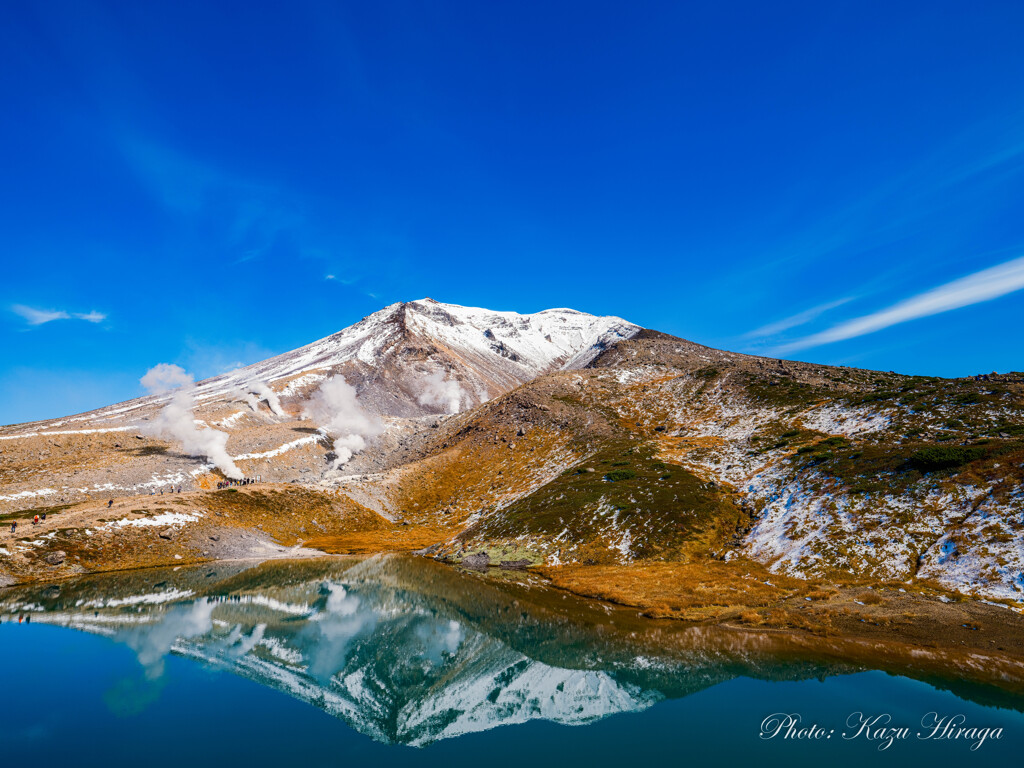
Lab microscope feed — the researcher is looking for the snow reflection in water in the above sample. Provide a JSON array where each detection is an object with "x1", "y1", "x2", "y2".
[{"x1": 2, "y1": 554, "x2": 1023, "y2": 746}]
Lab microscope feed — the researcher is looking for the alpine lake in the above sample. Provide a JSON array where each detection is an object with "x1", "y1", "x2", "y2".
[{"x1": 1, "y1": 555, "x2": 1021, "y2": 767}]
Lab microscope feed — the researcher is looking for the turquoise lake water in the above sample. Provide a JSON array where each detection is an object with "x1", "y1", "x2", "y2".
[{"x1": 0, "y1": 556, "x2": 1020, "y2": 767}]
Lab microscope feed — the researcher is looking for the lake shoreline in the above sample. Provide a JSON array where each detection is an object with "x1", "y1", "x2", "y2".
[
  {"x1": 5, "y1": 544, "x2": 1024, "y2": 685},
  {"x1": 3, "y1": 484, "x2": 1024, "y2": 675}
]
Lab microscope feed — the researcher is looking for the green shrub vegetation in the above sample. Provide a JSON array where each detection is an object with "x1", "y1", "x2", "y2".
[
  {"x1": 693, "y1": 366, "x2": 720, "y2": 379},
  {"x1": 819, "y1": 436, "x2": 848, "y2": 448},
  {"x1": 464, "y1": 441, "x2": 746, "y2": 561},
  {"x1": 910, "y1": 445, "x2": 987, "y2": 472},
  {"x1": 953, "y1": 393, "x2": 980, "y2": 405},
  {"x1": 604, "y1": 469, "x2": 637, "y2": 482}
]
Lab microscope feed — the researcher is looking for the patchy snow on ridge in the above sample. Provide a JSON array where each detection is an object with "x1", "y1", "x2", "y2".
[
  {"x1": 800, "y1": 405, "x2": 890, "y2": 436},
  {"x1": 739, "y1": 462, "x2": 1024, "y2": 600},
  {"x1": 404, "y1": 300, "x2": 639, "y2": 374}
]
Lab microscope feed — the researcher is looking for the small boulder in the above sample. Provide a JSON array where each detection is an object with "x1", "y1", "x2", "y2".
[
  {"x1": 45, "y1": 551, "x2": 66, "y2": 566},
  {"x1": 461, "y1": 552, "x2": 490, "y2": 570},
  {"x1": 158, "y1": 529, "x2": 174, "y2": 541}
]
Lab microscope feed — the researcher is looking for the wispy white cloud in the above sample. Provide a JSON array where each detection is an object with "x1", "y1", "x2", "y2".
[
  {"x1": 774, "y1": 254, "x2": 1024, "y2": 354},
  {"x1": 73, "y1": 310, "x2": 107, "y2": 323},
  {"x1": 743, "y1": 297, "x2": 853, "y2": 339},
  {"x1": 12, "y1": 306, "x2": 70, "y2": 325},
  {"x1": 11, "y1": 305, "x2": 107, "y2": 326},
  {"x1": 324, "y1": 274, "x2": 359, "y2": 285}
]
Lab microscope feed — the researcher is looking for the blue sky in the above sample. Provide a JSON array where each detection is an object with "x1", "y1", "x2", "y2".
[{"x1": 3, "y1": 1, "x2": 1024, "y2": 425}]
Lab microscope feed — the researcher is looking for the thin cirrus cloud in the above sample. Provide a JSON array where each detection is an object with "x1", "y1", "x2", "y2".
[
  {"x1": 11, "y1": 305, "x2": 108, "y2": 326},
  {"x1": 772, "y1": 254, "x2": 1024, "y2": 355},
  {"x1": 120, "y1": 137, "x2": 304, "y2": 264},
  {"x1": 743, "y1": 297, "x2": 854, "y2": 340}
]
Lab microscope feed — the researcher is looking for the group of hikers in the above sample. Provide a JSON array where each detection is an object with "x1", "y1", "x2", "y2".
[
  {"x1": 217, "y1": 476, "x2": 261, "y2": 490},
  {"x1": 148, "y1": 487, "x2": 183, "y2": 496},
  {"x1": 9, "y1": 510, "x2": 50, "y2": 533}
]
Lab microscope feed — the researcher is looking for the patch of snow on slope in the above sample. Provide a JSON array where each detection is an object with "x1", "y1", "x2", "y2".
[
  {"x1": 102, "y1": 511, "x2": 204, "y2": 529},
  {"x1": 278, "y1": 372, "x2": 328, "y2": 397},
  {"x1": 917, "y1": 488, "x2": 1024, "y2": 601},
  {"x1": 0, "y1": 488, "x2": 58, "y2": 502},
  {"x1": 218, "y1": 411, "x2": 247, "y2": 428},
  {"x1": 233, "y1": 436, "x2": 321, "y2": 461},
  {"x1": 801, "y1": 405, "x2": 890, "y2": 436}
]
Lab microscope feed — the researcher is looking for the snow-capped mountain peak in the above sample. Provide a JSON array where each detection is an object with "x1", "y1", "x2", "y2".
[{"x1": 188, "y1": 298, "x2": 640, "y2": 416}]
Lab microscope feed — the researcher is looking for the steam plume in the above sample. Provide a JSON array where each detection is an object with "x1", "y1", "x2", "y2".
[
  {"x1": 303, "y1": 375, "x2": 382, "y2": 467},
  {"x1": 141, "y1": 363, "x2": 244, "y2": 479},
  {"x1": 416, "y1": 371, "x2": 467, "y2": 414},
  {"x1": 140, "y1": 363, "x2": 193, "y2": 393},
  {"x1": 233, "y1": 376, "x2": 286, "y2": 416}
]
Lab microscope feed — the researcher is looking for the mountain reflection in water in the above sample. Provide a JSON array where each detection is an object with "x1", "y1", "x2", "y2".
[{"x1": 1, "y1": 555, "x2": 1021, "y2": 746}]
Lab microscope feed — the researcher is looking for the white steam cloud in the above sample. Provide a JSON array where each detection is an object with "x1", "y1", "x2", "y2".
[
  {"x1": 141, "y1": 363, "x2": 244, "y2": 479},
  {"x1": 303, "y1": 375, "x2": 382, "y2": 467},
  {"x1": 233, "y1": 375, "x2": 286, "y2": 416},
  {"x1": 249, "y1": 380, "x2": 286, "y2": 416},
  {"x1": 140, "y1": 363, "x2": 193, "y2": 393},
  {"x1": 416, "y1": 371, "x2": 467, "y2": 414}
]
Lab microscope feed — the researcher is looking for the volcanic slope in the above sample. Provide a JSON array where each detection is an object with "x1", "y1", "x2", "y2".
[{"x1": 0, "y1": 299, "x2": 638, "y2": 512}]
